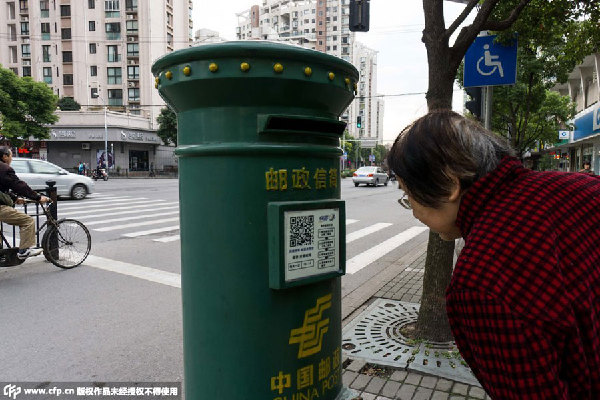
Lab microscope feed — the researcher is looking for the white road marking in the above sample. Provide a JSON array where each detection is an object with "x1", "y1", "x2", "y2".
[
  {"x1": 72, "y1": 204, "x2": 179, "y2": 220},
  {"x1": 85, "y1": 211, "x2": 179, "y2": 226},
  {"x1": 59, "y1": 202, "x2": 178, "y2": 217},
  {"x1": 58, "y1": 199, "x2": 166, "y2": 214},
  {"x1": 57, "y1": 196, "x2": 140, "y2": 209},
  {"x1": 345, "y1": 226, "x2": 428, "y2": 274},
  {"x1": 84, "y1": 255, "x2": 180, "y2": 288},
  {"x1": 346, "y1": 219, "x2": 359, "y2": 225},
  {"x1": 122, "y1": 226, "x2": 180, "y2": 238},
  {"x1": 94, "y1": 217, "x2": 180, "y2": 232},
  {"x1": 346, "y1": 223, "x2": 392, "y2": 243},
  {"x1": 153, "y1": 235, "x2": 180, "y2": 243}
]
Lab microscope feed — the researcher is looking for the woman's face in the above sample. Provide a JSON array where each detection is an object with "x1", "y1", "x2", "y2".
[{"x1": 398, "y1": 179, "x2": 462, "y2": 241}]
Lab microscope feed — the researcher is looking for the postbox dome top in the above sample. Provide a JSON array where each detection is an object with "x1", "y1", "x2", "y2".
[{"x1": 151, "y1": 41, "x2": 358, "y2": 76}]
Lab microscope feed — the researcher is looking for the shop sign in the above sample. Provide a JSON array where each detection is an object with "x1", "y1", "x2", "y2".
[
  {"x1": 120, "y1": 130, "x2": 159, "y2": 143},
  {"x1": 573, "y1": 104, "x2": 600, "y2": 140},
  {"x1": 51, "y1": 130, "x2": 77, "y2": 139}
]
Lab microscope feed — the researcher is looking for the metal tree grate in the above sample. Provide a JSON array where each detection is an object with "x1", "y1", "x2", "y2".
[{"x1": 342, "y1": 298, "x2": 480, "y2": 386}]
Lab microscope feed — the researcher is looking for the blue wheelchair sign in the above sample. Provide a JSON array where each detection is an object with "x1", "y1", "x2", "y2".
[{"x1": 464, "y1": 35, "x2": 517, "y2": 87}]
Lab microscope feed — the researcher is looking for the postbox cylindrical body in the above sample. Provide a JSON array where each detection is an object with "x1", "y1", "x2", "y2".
[{"x1": 152, "y1": 42, "x2": 358, "y2": 400}]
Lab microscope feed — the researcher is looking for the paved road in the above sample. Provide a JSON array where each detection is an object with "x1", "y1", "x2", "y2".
[{"x1": 0, "y1": 177, "x2": 427, "y2": 384}]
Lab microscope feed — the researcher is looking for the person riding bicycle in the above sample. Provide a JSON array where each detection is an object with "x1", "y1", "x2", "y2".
[{"x1": 0, "y1": 147, "x2": 50, "y2": 259}]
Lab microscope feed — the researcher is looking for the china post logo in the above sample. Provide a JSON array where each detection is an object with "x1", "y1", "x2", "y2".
[
  {"x1": 3, "y1": 384, "x2": 21, "y2": 400},
  {"x1": 593, "y1": 104, "x2": 600, "y2": 131}
]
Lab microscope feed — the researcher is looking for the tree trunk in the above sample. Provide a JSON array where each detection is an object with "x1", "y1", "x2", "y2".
[{"x1": 414, "y1": 231, "x2": 455, "y2": 341}]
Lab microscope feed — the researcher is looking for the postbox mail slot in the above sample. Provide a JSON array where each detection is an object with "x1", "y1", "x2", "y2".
[{"x1": 258, "y1": 114, "x2": 346, "y2": 137}]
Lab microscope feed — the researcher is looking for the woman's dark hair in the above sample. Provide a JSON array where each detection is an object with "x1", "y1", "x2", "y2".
[
  {"x1": 0, "y1": 146, "x2": 12, "y2": 160},
  {"x1": 387, "y1": 110, "x2": 514, "y2": 208}
]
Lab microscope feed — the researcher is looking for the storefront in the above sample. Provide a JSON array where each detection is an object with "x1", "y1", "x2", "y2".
[{"x1": 24, "y1": 110, "x2": 177, "y2": 176}]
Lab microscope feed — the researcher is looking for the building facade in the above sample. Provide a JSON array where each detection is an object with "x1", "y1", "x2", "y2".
[
  {"x1": 548, "y1": 53, "x2": 600, "y2": 173},
  {"x1": 234, "y1": 0, "x2": 383, "y2": 147}
]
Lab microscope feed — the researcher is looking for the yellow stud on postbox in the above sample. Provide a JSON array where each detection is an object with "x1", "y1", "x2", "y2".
[
  {"x1": 183, "y1": 66, "x2": 191, "y2": 76},
  {"x1": 344, "y1": 77, "x2": 350, "y2": 85},
  {"x1": 274, "y1": 63, "x2": 283, "y2": 73},
  {"x1": 209, "y1": 63, "x2": 218, "y2": 72},
  {"x1": 240, "y1": 62, "x2": 250, "y2": 72},
  {"x1": 165, "y1": 71, "x2": 173, "y2": 80},
  {"x1": 304, "y1": 67, "x2": 312, "y2": 77},
  {"x1": 328, "y1": 72, "x2": 335, "y2": 81}
]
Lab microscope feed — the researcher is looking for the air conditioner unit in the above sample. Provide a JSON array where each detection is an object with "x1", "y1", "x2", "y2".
[
  {"x1": 127, "y1": 36, "x2": 136, "y2": 42},
  {"x1": 82, "y1": 143, "x2": 90, "y2": 150}
]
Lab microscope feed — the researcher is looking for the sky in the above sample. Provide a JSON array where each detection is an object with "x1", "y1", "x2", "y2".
[{"x1": 193, "y1": 0, "x2": 473, "y2": 144}]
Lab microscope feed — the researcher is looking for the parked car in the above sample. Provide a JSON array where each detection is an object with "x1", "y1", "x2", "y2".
[
  {"x1": 352, "y1": 166, "x2": 389, "y2": 187},
  {"x1": 11, "y1": 158, "x2": 94, "y2": 200}
]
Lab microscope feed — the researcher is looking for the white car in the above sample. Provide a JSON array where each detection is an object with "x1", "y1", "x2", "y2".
[
  {"x1": 352, "y1": 166, "x2": 389, "y2": 187},
  {"x1": 11, "y1": 158, "x2": 94, "y2": 200}
]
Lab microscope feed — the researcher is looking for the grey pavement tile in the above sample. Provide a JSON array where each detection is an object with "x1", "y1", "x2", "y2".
[
  {"x1": 395, "y1": 384, "x2": 417, "y2": 400},
  {"x1": 389, "y1": 370, "x2": 408, "y2": 382},
  {"x1": 375, "y1": 397, "x2": 393, "y2": 400},
  {"x1": 350, "y1": 374, "x2": 371, "y2": 390},
  {"x1": 468, "y1": 386, "x2": 487, "y2": 399},
  {"x1": 381, "y1": 380, "x2": 401, "y2": 398},
  {"x1": 451, "y1": 383, "x2": 468, "y2": 396},
  {"x1": 449, "y1": 396, "x2": 467, "y2": 400},
  {"x1": 347, "y1": 359, "x2": 368, "y2": 372},
  {"x1": 365, "y1": 377, "x2": 386, "y2": 395},
  {"x1": 420, "y1": 376, "x2": 438, "y2": 389},
  {"x1": 343, "y1": 371, "x2": 358, "y2": 387},
  {"x1": 359, "y1": 393, "x2": 377, "y2": 400},
  {"x1": 431, "y1": 391, "x2": 450, "y2": 400},
  {"x1": 413, "y1": 387, "x2": 433, "y2": 400},
  {"x1": 404, "y1": 372, "x2": 423, "y2": 386},
  {"x1": 434, "y1": 379, "x2": 453, "y2": 392}
]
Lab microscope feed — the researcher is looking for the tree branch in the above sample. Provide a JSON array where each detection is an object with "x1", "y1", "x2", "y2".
[
  {"x1": 443, "y1": 0, "x2": 479, "y2": 41},
  {"x1": 481, "y1": 0, "x2": 532, "y2": 31}
]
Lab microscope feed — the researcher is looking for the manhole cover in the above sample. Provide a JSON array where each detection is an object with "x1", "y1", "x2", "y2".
[{"x1": 342, "y1": 298, "x2": 480, "y2": 386}]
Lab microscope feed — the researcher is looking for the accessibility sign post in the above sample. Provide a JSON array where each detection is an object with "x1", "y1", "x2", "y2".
[{"x1": 464, "y1": 35, "x2": 517, "y2": 88}]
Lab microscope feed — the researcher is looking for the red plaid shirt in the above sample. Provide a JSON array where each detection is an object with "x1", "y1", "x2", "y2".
[{"x1": 447, "y1": 157, "x2": 600, "y2": 399}]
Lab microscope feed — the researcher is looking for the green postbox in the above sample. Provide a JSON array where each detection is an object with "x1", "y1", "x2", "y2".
[{"x1": 152, "y1": 41, "x2": 358, "y2": 400}]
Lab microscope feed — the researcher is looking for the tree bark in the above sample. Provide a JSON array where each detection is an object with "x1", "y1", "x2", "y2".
[{"x1": 415, "y1": 231, "x2": 455, "y2": 341}]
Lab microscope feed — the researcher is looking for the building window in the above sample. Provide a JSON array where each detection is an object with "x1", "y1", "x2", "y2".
[
  {"x1": 89, "y1": 43, "x2": 97, "y2": 54},
  {"x1": 127, "y1": 65, "x2": 139, "y2": 80},
  {"x1": 89, "y1": 0, "x2": 95, "y2": 9},
  {"x1": 42, "y1": 45, "x2": 51, "y2": 62},
  {"x1": 43, "y1": 67, "x2": 52, "y2": 83},
  {"x1": 107, "y1": 67, "x2": 122, "y2": 84},
  {"x1": 40, "y1": 0, "x2": 49, "y2": 17},
  {"x1": 63, "y1": 74, "x2": 73, "y2": 85},
  {"x1": 21, "y1": 44, "x2": 30, "y2": 57},
  {"x1": 126, "y1": 19, "x2": 138, "y2": 34},
  {"x1": 105, "y1": 0, "x2": 120, "y2": 17},
  {"x1": 41, "y1": 22, "x2": 50, "y2": 39},
  {"x1": 90, "y1": 65, "x2": 97, "y2": 76},
  {"x1": 107, "y1": 45, "x2": 120, "y2": 62},
  {"x1": 19, "y1": 0, "x2": 28, "y2": 13},
  {"x1": 167, "y1": 33, "x2": 173, "y2": 46},
  {"x1": 89, "y1": 21, "x2": 96, "y2": 31},
  {"x1": 91, "y1": 87, "x2": 98, "y2": 98},
  {"x1": 126, "y1": 0, "x2": 137, "y2": 11},
  {"x1": 105, "y1": 22, "x2": 121, "y2": 40},
  {"x1": 61, "y1": 28, "x2": 71, "y2": 39},
  {"x1": 20, "y1": 22, "x2": 29, "y2": 35},
  {"x1": 60, "y1": 5, "x2": 70, "y2": 16},
  {"x1": 62, "y1": 51, "x2": 72, "y2": 62},
  {"x1": 22, "y1": 66, "x2": 31, "y2": 77},
  {"x1": 127, "y1": 43, "x2": 139, "y2": 57},
  {"x1": 108, "y1": 88, "x2": 123, "y2": 106},
  {"x1": 128, "y1": 88, "x2": 139, "y2": 101}
]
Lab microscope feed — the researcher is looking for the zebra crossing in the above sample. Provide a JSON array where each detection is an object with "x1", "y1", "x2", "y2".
[{"x1": 11, "y1": 193, "x2": 427, "y2": 274}]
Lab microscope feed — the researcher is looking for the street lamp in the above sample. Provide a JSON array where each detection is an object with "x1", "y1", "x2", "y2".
[{"x1": 92, "y1": 91, "x2": 109, "y2": 176}]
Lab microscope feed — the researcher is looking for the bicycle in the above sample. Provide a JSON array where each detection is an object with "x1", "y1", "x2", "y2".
[{"x1": 0, "y1": 199, "x2": 91, "y2": 269}]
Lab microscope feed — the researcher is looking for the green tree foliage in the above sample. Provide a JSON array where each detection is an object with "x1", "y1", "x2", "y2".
[
  {"x1": 157, "y1": 107, "x2": 177, "y2": 146},
  {"x1": 0, "y1": 66, "x2": 58, "y2": 141},
  {"x1": 57, "y1": 97, "x2": 81, "y2": 111}
]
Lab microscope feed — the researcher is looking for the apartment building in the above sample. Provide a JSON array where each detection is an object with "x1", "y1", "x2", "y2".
[
  {"x1": 0, "y1": 0, "x2": 192, "y2": 172},
  {"x1": 235, "y1": 0, "x2": 384, "y2": 146},
  {"x1": 549, "y1": 53, "x2": 600, "y2": 173}
]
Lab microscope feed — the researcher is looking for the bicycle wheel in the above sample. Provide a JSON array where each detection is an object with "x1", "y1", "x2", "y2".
[{"x1": 42, "y1": 219, "x2": 91, "y2": 269}]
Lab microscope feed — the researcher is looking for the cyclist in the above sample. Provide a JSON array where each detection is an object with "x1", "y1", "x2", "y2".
[{"x1": 0, "y1": 147, "x2": 50, "y2": 259}]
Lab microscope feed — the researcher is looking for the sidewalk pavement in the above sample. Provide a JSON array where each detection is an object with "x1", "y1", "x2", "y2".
[{"x1": 341, "y1": 234, "x2": 490, "y2": 400}]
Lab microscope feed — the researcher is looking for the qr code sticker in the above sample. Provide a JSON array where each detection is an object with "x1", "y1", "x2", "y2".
[{"x1": 289, "y1": 215, "x2": 314, "y2": 248}]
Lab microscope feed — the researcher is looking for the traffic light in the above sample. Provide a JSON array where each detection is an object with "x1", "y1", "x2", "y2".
[
  {"x1": 356, "y1": 116, "x2": 362, "y2": 128},
  {"x1": 465, "y1": 87, "x2": 482, "y2": 120},
  {"x1": 349, "y1": 0, "x2": 370, "y2": 32}
]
